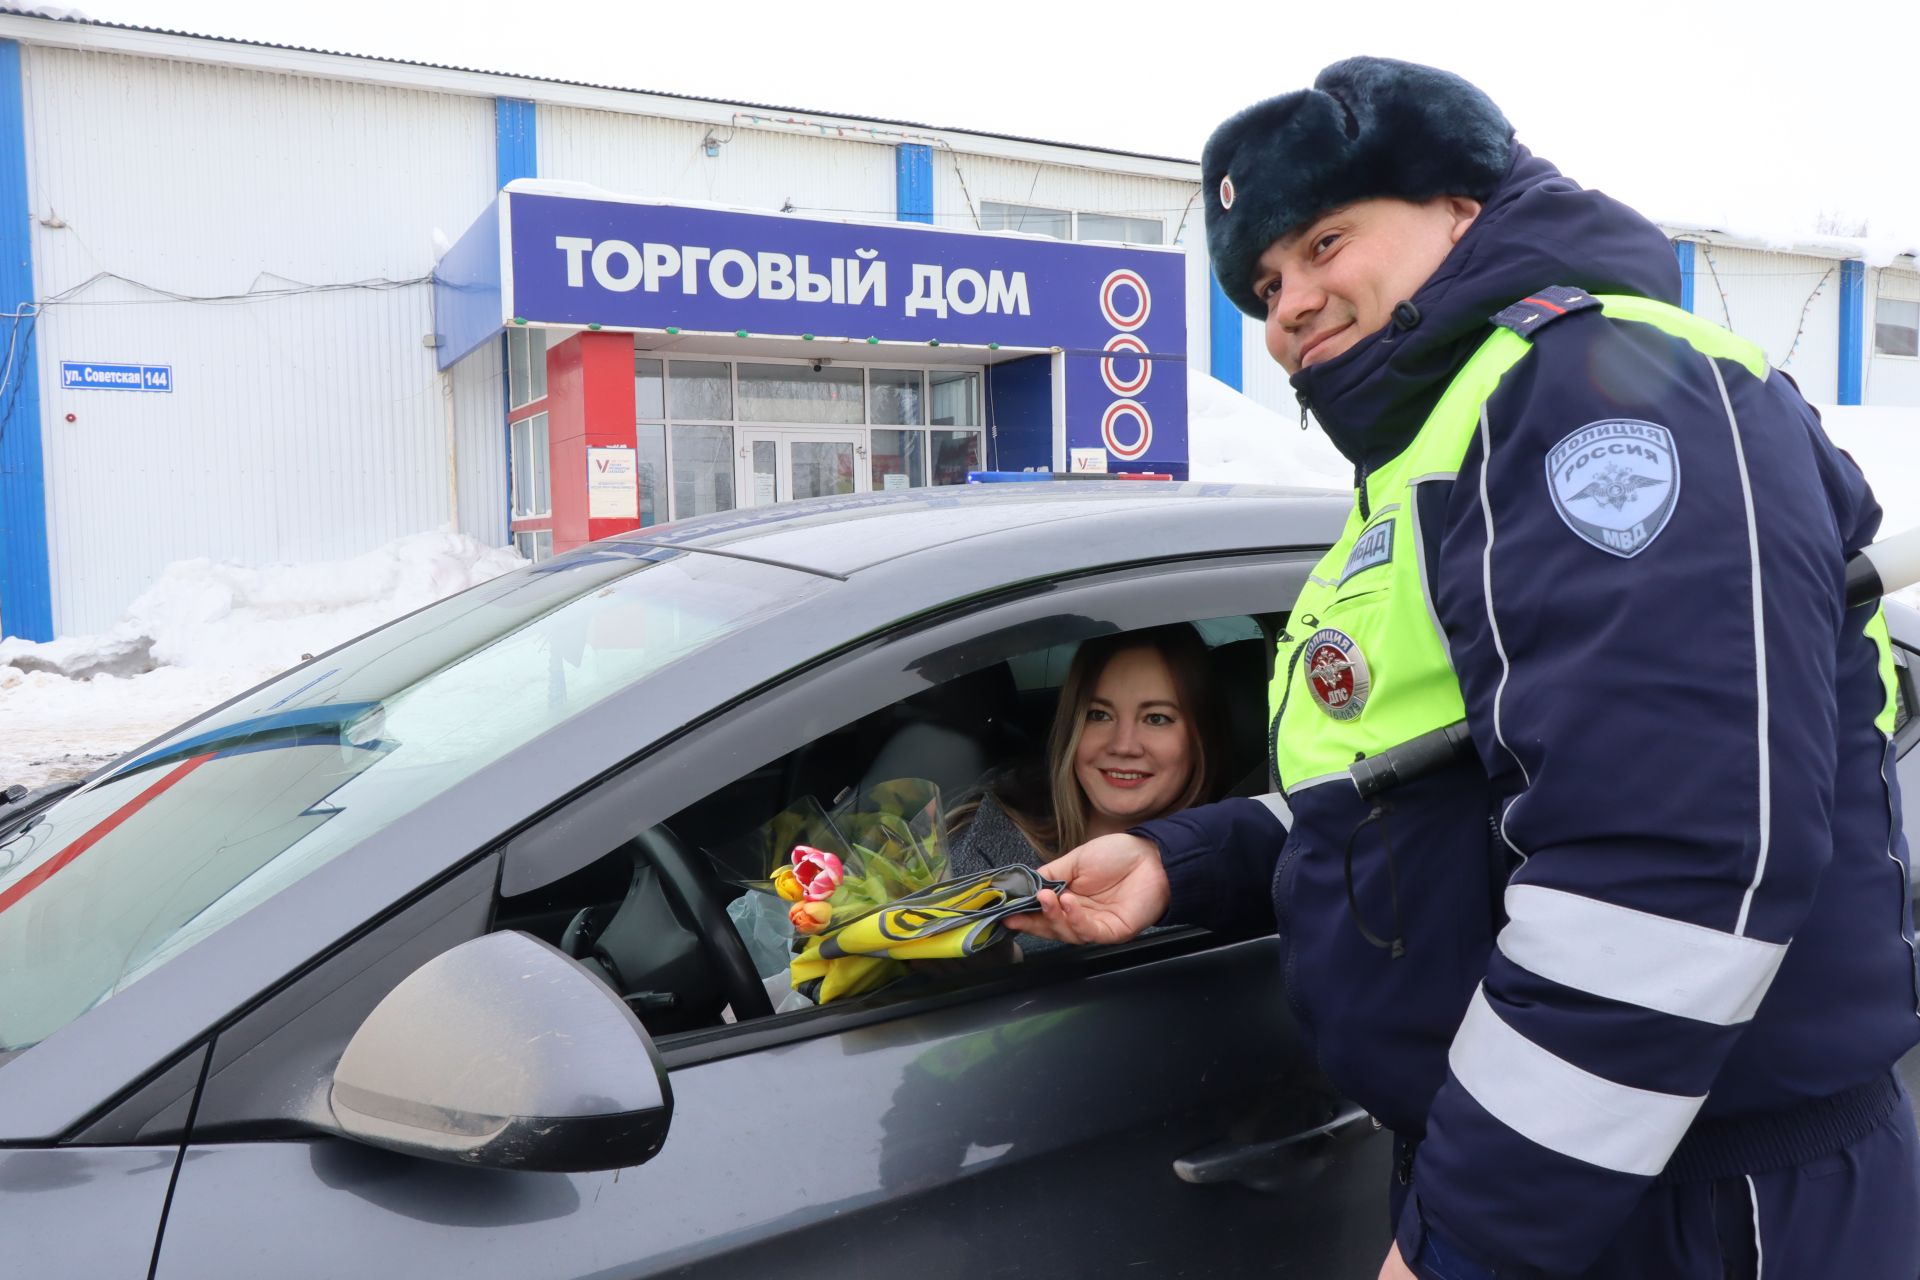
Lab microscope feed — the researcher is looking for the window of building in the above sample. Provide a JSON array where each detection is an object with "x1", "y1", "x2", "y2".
[
  {"x1": 508, "y1": 327, "x2": 549, "y2": 408},
  {"x1": 510, "y1": 412, "x2": 551, "y2": 520},
  {"x1": 512, "y1": 529, "x2": 554, "y2": 563},
  {"x1": 981, "y1": 201, "x2": 1072, "y2": 240},
  {"x1": 1875, "y1": 297, "x2": 1920, "y2": 358},
  {"x1": 736, "y1": 362, "x2": 865, "y2": 424},
  {"x1": 1076, "y1": 212, "x2": 1165, "y2": 245},
  {"x1": 610, "y1": 357, "x2": 987, "y2": 525},
  {"x1": 980, "y1": 202, "x2": 1164, "y2": 245}
]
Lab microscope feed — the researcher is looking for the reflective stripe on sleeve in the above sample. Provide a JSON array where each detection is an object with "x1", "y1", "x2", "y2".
[
  {"x1": 1499, "y1": 885, "x2": 1786, "y2": 1025},
  {"x1": 1449, "y1": 986, "x2": 1705, "y2": 1176},
  {"x1": 1251, "y1": 792, "x2": 1293, "y2": 828}
]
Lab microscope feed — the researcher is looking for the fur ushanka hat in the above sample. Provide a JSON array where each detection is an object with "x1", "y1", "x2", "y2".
[{"x1": 1203, "y1": 57, "x2": 1515, "y2": 319}]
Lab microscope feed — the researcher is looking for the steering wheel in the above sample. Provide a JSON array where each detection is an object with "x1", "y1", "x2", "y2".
[{"x1": 631, "y1": 825, "x2": 775, "y2": 1023}]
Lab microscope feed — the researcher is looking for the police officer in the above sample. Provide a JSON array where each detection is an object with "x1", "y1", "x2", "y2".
[{"x1": 1009, "y1": 56, "x2": 1920, "y2": 1280}]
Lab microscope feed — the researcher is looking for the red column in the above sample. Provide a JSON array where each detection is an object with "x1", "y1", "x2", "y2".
[{"x1": 545, "y1": 331, "x2": 640, "y2": 554}]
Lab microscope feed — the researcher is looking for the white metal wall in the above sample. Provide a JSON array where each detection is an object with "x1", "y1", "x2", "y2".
[
  {"x1": 539, "y1": 107, "x2": 897, "y2": 224},
  {"x1": 1868, "y1": 266, "x2": 1920, "y2": 406},
  {"x1": 1688, "y1": 243, "x2": 1842, "y2": 403},
  {"x1": 450, "y1": 338, "x2": 508, "y2": 547},
  {"x1": 23, "y1": 46, "x2": 496, "y2": 634}
]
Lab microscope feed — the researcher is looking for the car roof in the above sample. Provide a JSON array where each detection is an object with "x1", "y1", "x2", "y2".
[{"x1": 606, "y1": 481, "x2": 1351, "y2": 579}]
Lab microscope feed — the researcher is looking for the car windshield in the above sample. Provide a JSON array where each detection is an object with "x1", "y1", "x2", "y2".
[{"x1": 0, "y1": 544, "x2": 827, "y2": 1053}]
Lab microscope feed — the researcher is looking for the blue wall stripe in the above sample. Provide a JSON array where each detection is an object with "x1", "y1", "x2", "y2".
[
  {"x1": 495, "y1": 97, "x2": 537, "y2": 189},
  {"x1": 895, "y1": 144, "x2": 933, "y2": 224},
  {"x1": 0, "y1": 39, "x2": 50, "y2": 640},
  {"x1": 1208, "y1": 275, "x2": 1243, "y2": 391},
  {"x1": 496, "y1": 99, "x2": 537, "y2": 538},
  {"x1": 1673, "y1": 240, "x2": 1696, "y2": 314},
  {"x1": 1839, "y1": 260, "x2": 1864, "y2": 407}
]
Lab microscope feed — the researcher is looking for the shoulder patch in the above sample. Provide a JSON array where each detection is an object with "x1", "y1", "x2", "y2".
[
  {"x1": 1491, "y1": 286, "x2": 1602, "y2": 338},
  {"x1": 1545, "y1": 419, "x2": 1680, "y2": 558},
  {"x1": 1338, "y1": 518, "x2": 1395, "y2": 586}
]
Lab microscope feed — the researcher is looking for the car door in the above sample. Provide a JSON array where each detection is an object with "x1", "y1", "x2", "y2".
[{"x1": 151, "y1": 550, "x2": 1390, "y2": 1279}]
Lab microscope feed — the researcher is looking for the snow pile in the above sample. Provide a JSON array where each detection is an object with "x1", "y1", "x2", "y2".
[
  {"x1": 1186, "y1": 372, "x2": 1350, "y2": 490},
  {"x1": 0, "y1": 531, "x2": 526, "y2": 790}
]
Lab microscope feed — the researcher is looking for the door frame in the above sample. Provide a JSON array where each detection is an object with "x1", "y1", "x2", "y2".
[{"x1": 736, "y1": 426, "x2": 869, "y2": 508}]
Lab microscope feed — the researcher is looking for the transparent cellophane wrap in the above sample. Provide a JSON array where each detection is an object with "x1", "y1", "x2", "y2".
[{"x1": 727, "y1": 779, "x2": 1058, "y2": 1004}]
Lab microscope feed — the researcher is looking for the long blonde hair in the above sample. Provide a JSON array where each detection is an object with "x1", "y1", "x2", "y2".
[{"x1": 1025, "y1": 625, "x2": 1220, "y2": 856}]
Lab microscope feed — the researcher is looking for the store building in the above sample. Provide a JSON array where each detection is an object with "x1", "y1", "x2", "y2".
[{"x1": 435, "y1": 183, "x2": 1185, "y2": 560}]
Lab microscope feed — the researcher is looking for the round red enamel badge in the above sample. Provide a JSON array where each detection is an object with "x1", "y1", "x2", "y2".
[
  {"x1": 1305, "y1": 628, "x2": 1370, "y2": 721},
  {"x1": 1219, "y1": 174, "x2": 1236, "y2": 210}
]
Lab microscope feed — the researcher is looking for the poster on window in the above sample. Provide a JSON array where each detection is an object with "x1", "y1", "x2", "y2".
[{"x1": 588, "y1": 446, "x2": 640, "y2": 519}]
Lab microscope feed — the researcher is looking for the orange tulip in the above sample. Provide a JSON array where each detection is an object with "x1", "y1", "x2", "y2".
[{"x1": 789, "y1": 900, "x2": 833, "y2": 935}]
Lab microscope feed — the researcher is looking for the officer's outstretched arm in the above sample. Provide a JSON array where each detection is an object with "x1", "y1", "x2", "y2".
[{"x1": 1401, "y1": 314, "x2": 1882, "y2": 1276}]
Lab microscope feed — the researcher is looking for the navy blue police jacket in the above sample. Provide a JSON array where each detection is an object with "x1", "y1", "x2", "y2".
[{"x1": 1139, "y1": 145, "x2": 1920, "y2": 1276}]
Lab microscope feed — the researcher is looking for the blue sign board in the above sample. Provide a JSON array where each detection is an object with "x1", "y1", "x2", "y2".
[
  {"x1": 60, "y1": 361, "x2": 172, "y2": 393},
  {"x1": 433, "y1": 186, "x2": 1189, "y2": 475}
]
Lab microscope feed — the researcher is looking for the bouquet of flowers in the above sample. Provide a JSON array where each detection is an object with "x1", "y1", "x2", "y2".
[{"x1": 732, "y1": 778, "x2": 1059, "y2": 1004}]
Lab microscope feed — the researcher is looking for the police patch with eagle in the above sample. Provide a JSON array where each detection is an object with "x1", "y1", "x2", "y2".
[
  {"x1": 1545, "y1": 419, "x2": 1680, "y2": 558},
  {"x1": 1304, "y1": 628, "x2": 1371, "y2": 721}
]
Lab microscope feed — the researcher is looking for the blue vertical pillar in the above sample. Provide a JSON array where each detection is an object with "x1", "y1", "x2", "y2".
[
  {"x1": 895, "y1": 144, "x2": 933, "y2": 224},
  {"x1": 1839, "y1": 260, "x2": 1864, "y2": 406},
  {"x1": 1673, "y1": 240, "x2": 1696, "y2": 314},
  {"x1": 1208, "y1": 275, "x2": 1243, "y2": 391},
  {"x1": 0, "y1": 39, "x2": 50, "y2": 640},
  {"x1": 495, "y1": 99, "x2": 537, "y2": 530}
]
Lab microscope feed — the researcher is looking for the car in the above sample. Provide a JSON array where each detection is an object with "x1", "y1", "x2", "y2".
[{"x1": 4, "y1": 480, "x2": 1918, "y2": 1279}]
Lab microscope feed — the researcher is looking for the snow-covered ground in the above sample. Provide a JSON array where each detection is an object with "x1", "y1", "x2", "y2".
[
  {"x1": 0, "y1": 531, "x2": 524, "y2": 790},
  {"x1": 1, "y1": 384, "x2": 1914, "y2": 794}
]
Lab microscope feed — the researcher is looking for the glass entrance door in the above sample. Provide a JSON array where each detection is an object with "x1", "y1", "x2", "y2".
[{"x1": 737, "y1": 429, "x2": 867, "y2": 508}]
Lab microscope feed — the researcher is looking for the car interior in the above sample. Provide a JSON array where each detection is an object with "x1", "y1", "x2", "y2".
[{"x1": 491, "y1": 613, "x2": 1284, "y2": 1038}]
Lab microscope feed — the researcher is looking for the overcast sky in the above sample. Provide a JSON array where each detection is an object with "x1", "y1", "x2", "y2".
[{"x1": 82, "y1": 0, "x2": 1920, "y2": 245}]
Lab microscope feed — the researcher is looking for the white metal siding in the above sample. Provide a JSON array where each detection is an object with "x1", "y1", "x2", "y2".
[
  {"x1": 1240, "y1": 313, "x2": 1294, "y2": 417},
  {"x1": 1868, "y1": 266, "x2": 1920, "y2": 406},
  {"x1": 539, "y1": 107, "x2": 897, "y2": 224},
  {"x1": 1687, "y1": 243, "x2": 1842, "y2": 402},
  {"x1": 450, "y1": 337, "x2": 509, "y2": 546},
  {"x1": 24, "y1": 45, "x2": 495, "y2": 634}
]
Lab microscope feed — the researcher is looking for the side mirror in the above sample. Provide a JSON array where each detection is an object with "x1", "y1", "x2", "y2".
[{"x1": 329, "y1": 930, "x2": 673, "y2": 1172}]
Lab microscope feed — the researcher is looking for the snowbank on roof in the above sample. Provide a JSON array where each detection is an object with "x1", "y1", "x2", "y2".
[
  {"x1": 0, "y1": 531, "x2": 525, "y2": 790},
  {"x1": 1186, "y1": 372, "x2": 1349, "y2": 489}
]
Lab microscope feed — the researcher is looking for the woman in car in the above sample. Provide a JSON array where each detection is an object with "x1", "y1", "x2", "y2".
[{"x1": 948, "y1": 624, "x2": 1225, "y2": 875}]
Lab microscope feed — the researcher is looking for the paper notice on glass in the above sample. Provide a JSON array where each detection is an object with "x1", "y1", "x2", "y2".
[
  {"x1": 1070, "y1": 448, "x2": 1108, "y2": 474},
  {"x1": 588, "y1": 446, "x2": 639, "y2": 519},
  {"x1": 754, "y1": 473, "x2": 777, "y2": 505},
  {"x1": 882, "y1": 473, "x2": 910, "y2": 492}
]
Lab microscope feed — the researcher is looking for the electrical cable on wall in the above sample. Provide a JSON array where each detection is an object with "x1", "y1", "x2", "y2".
[{"x1": 0, "y1": 270, "x2": 432, "y2": 448}]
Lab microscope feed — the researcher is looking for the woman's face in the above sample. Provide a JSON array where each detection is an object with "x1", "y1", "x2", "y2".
[{"x1": 1073, "y1": 646, "x2": 1195, "y2": 831}]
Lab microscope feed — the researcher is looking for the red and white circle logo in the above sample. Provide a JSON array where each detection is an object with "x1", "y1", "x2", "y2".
[
  {"x1": 1219, "y1": 175, "x2": 1235, "y2": 210},
  {"x1": 1100, "y1": 333, "x2": 1152, "y2": 396},
  {"x1": 1098, "y1": 269, "x2": 1151, "y2": 332},
  {"x1": 1305, "y1": 628, "x2": 1370, "y2": 721},
  {"x1": 1101, "y1": 400, "x2": 1153, "y2": 460}
]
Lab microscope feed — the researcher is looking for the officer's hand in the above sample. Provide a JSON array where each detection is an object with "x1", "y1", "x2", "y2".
[
  {"x1": 1006, "y1": 833, "x2": 1169, "y2": 946},
  {"x1": 1377, "y1": 1243, "x2": 1417, "y2": 1280}
]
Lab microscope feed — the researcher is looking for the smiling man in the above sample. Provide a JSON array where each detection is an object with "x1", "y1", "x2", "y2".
[{"x1": 1013, "y1": 56, "x2": 1920, "y2": 1280}]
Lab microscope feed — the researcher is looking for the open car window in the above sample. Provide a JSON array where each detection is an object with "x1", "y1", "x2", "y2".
[{"x1": 491, "y1": 550, "x2": 1310, "y2": 1046}]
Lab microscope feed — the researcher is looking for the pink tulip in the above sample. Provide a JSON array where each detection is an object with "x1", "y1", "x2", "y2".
[{"x1": 791, "y1": 845, "x2": 844, "y2": 901}]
